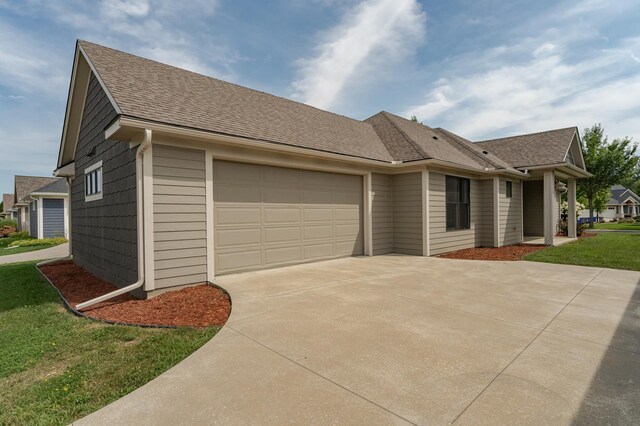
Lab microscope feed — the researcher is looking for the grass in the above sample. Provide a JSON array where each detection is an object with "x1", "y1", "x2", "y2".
[
  {"x1": 592, "y1": 222, "x2": 640, "y2": 230},
  {"x1": 0, "y1": 244, "x2": 56, "y2": 257},
  {"x1": 524, "y1": 233, "x2": 640, "y2": 271},
  {"x1": 0, "y1": 262, "x2": 220, "y2": 425}
]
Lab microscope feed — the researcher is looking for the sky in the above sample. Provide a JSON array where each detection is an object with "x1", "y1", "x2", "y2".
[{"x1": 1, "y1": 0, "x2": 639, "y2": 196}]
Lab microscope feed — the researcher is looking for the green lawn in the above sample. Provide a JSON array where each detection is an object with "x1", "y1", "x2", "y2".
[
  {"x1": 524, "y1": 233, "x2": 640, "y2": 271},
  {"x1": 0, "y1": 244, "x2": 55, "y2": 257},
  {"x1": 0, "y1": 262, "x2": 220, "y2": 425},
  {"x1": 593, "y1": 222, "x2": 640, "y2": 230}
]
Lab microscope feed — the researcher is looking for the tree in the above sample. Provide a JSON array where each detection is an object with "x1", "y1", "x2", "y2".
[
  {"x1": 410, "y1": 115, "x2": 422, "y2": 125},
  {"x1": 578, "y1": 124, "x2": 639, "y2": 227}
]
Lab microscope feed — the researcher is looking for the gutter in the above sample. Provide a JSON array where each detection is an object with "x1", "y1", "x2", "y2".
[{"x1": 76, "y1": 129, "x2": 152, "y2": 311}]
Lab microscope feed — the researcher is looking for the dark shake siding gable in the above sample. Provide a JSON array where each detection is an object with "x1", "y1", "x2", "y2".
[{"x1": 72, "y1": 74, "x2": 138, "y2": 288}]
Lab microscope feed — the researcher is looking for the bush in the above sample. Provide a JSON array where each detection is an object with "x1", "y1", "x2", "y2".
[
  {"x1": 636, "y1": 216, "x2": 640, "y2": 223},
  {"x1": 619, "y1": 218, "x2": 635, "y2": 223},
  {"x1": 7, "y1": 231, "x2": 30, "y2": 240},
  {"x1": 8, "y1": 237, "x2": 67, "y2": 248},
  {"x1": 558, "y1": 220, "x2": 585, "y2": 237},
  {"x1": 0, "y1": 219, "x2": 17, "y2": 228}
]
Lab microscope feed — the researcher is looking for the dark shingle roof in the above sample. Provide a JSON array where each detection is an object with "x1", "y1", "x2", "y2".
[
  {"x1": 365, "y1": 112, "x2": 518, "y2": 172},
  {"x1": 475, "y1": 127, "x2": 577, "y2": 168},
  {"x1": 2, "y1": 194, "x2": 14, "y2": 212},
  {"x1": 79, "y1": 40, "x2": 394, "y2": 163},
  {"x1": 33, "y1": 179, "x2": 68, "y2": 194},
  {"x1": 610, "y1": 185, "x2": 640, "y2": 204},
  {"x1": 14, "y1": 176, "x2": 60, "y2": 204}
]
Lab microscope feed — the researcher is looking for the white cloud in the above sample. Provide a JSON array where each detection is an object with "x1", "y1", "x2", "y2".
[
  {"x1": 100, "y1": 0, "x2": 150, "y2": 18},
  {"x1": 291, "y1": 0, "x2": 426, "y2": 110},
  {"x1": 404, "y1": 22, "x2": 640, "y2": 141}
]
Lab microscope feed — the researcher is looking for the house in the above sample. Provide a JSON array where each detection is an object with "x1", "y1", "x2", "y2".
[
  {"x1": 13, "y1": 176, "x2": 70, "y2": 238},
  {"x1": 1, "y1": 193, "x2": 17, "y2": 221},
  {"x1": 579, "y1": 185, "x2": 640, "y2": 221},
  {"x1": 54, "y1": 40, "x2": 590, "y2": 300}
]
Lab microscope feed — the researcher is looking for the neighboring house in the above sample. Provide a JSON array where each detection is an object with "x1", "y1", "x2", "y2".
[
  {"x1": 13, "y1": 176, "x2": 70, "y2": 238},
  {"x1": 579, "y1": 185, "x2": 640, "y2": 221},
  {"x1": 54, "y1": 40, "x2": 590, "y2": 298},
  {"x1": 1, "y1": 193, "x2": 17, "y2": 221}
]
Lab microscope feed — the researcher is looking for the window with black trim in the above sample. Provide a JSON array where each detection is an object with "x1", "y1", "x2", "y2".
[
  {"x1": 506, "y1": 181, "x2": 513, "y2": 198},
  {"x1": 446, "y1": 175, "x2": 470, "y2": 230},
  {"x1": 84, "y1": 161, "x2": 103, "y2": 202}
]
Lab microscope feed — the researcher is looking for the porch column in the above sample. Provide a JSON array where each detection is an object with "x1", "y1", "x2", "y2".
[
  {"x1": 543, "y1": 171, "x2": 555, "y2": 245},
  {"x1": 567, "y1": 178, "x2": 577, "y2": 238}
]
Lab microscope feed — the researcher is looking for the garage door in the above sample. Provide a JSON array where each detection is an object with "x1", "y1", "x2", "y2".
[{"x1": 213, "y1": 160, "x2": 363, "y2": 274}]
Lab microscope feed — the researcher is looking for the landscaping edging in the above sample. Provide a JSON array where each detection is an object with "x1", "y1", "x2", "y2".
[{"x1": 36, "y1": 260, "x2": 231, "y2": 329}]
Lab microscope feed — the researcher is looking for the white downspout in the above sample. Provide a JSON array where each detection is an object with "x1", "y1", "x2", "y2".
[{"x1": 76, "y1": 129, "x2": 152, "y2": 311}]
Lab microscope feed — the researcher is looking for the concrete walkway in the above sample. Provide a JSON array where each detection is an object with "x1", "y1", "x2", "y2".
[
  {"x1": 0, "y1": 243, "x2": 69, "y2": 265},
  {"x1": 76, "y1": 256, "x2": 640, "y2": 425}
]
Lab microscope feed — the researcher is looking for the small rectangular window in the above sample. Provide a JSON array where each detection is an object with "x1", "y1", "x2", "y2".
[
  {"x1": 84, "y1": 161, "x2": 103, "y2": 202},
  {"x1": 446, "y1": 175, "x2": 471, "y2": 230},
  {"x1": 506, "y1": 181, "x2": 513, "y2": 198}
]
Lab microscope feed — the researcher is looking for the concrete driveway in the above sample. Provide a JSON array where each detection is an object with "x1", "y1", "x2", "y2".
[
  {"x1": 0, "y1": 243, "x2": 69, "y2": 265},
  {"x1": 77, "y1": 256, "x2": 640, "y2": 425}
]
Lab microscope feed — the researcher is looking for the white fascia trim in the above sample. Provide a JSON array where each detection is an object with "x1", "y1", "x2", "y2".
[
  {"x1": 518, "y1": 163, "x2": 591, "y2": 178},
  {"x1": 110, "y1": 117, "x2": 531, "y2": 178},
  {"x1": 29, "y1": 193, "x2": 68, "y2": 198},
  {"x1": 54, "y1": 162, "x2": 75, "y2": 178}
]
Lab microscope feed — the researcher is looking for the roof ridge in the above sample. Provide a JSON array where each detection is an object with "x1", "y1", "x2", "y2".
[
  {"x1": 434, "y1": 128, "x2": 503, "y2": 170},
  {"x1": 378, "y1": 112, "x2": 428, "y2": 160},
  {"x1": 476, "y1": 126, "x2": 577, "y2": 144},
  {"x1": 78, "y1": 40, "x2": 374, "y2": 129}
]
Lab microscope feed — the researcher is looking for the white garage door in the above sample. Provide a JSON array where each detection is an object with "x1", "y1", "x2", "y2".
[{"x1": 213, "y1": 160, "x2": 364, "y2": 274}]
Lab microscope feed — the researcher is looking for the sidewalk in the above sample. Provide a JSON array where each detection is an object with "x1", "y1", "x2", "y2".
[{"x1": 0, "y1": 243, "x2": 70, "y2": 265}]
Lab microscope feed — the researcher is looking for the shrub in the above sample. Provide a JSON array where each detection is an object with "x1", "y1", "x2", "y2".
[
  {"x1": 558, "y1": 220, "x2": 585, "y2": 237},
  {"x1": 0, "y1": 219, "x2": 17, "y2": 228},
  {"x1": 619, "y1": 218, "x2": 635, "y2": 223},
  {"x1": 636, "y1": 216, "x2": 640, "y2": 223},
  {"x1": 7, "y1": 231, "x2": 30, "y2": 240},
  {"x1": 8, "y1": 237, "x2": 67, "y2": 248}
]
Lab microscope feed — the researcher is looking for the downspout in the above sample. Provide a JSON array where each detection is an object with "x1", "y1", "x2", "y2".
[{"x1": 76, "y1": 129, "x2": 152, "y2": 311}]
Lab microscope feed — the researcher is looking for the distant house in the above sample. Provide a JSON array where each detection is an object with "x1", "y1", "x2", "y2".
[
  {"x1": 13, "y1": 176, "x2": 70, "y2": 238},
  {"x1": 1, "y1": 193, "x2": 17, "y2": 221},
  {"x1": 52, "y1": 40, "x2": 590, "y2": 299},
  {"x1": 580, "y1": 185, "x2": 640, "y2": 221}
]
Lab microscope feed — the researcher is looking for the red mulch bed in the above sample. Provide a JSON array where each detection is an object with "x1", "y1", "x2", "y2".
[
  {"x1": 39, "y1": 261, "x2": 231, "y2": 328},
  {"x1": 438, "y1": 244, "x2": 547, "y2": 261},
  {"x1": 439, "y1": 233, "x2": 595, "y2": 261}
]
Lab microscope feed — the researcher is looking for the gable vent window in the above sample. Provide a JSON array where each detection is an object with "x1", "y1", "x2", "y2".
[
  {"x1": 506, "y1": 181, "x2": 513, "y2": 198},
  {"x1": 446, "y1": 175, "x2": 470, "y2": 231},
  {"x1": 85, "y1": 160, "x2": 103, "y2": 202}
]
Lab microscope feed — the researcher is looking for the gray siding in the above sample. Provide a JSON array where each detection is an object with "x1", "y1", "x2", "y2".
[
  {"x1": 72, "y1": 73, "x2": 138, "y2": 288},
  {"x1": 392, "y1": 172, "x2": 423, "y2": 255},
  {"x1": 371, "y1": 173, "x2": 393, "y2": 255},
  {"x1": 29, "y1": 201, "x2": 37, "y2": 237},
  {"x1": 523, "y1": 180, "x2": 543, "y2": 236},
  {"x1": 499, "y1": 180, "x2": 522, "y2": 246},
  {"x1": 429, "y1": 172, "x2": 492, "y2": 255},
  {"x1": 153, "y1": 145, "x2": 208, "y2": 289},
  {"x1": 43, "y1": 198, "x2": 65, "y2": 238}
]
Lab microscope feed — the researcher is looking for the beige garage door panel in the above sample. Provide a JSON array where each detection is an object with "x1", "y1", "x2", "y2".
[{"x1": 213, "y1": 160, "x2": 363, "y2": 274}]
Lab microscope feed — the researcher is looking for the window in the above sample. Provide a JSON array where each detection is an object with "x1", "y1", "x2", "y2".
[
  {"x1": 506, "y1": 181, "x2": 513, "y2": 198},
  {"x1": 446, "y1": 175, "x2": 470, "y2": 230},
  {"x1": 84, "y1": 161, "x2": 103, "y2": 202}
]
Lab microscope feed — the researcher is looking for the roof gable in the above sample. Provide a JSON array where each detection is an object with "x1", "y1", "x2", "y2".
[
  {"x1": 14, "y1": 176, "x2": 60, "y2": 204},
  {"x1": 475, "y1": 127, "x2": 579, "y2": 169}
]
